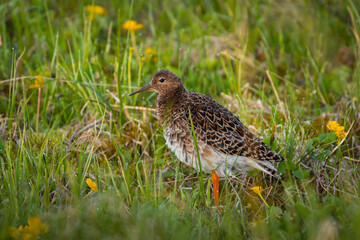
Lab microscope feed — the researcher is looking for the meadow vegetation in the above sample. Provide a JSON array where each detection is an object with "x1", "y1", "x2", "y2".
[{"x1": 0, "y1": 0, "x2": 360, "y2": 239}]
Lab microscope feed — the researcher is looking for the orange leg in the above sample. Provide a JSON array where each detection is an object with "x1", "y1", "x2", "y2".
[{"x1": 211, "y1": 170, "x2": 220, "y2": 206}]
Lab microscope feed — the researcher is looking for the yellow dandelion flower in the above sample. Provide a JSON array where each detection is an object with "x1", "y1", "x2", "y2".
[
  {"x1": 143, "y1": 47, "x2": 157, "y2": 61},
  {"x1": 9, "y1": 216, "x2": 48, "y2": 240},
  {"x1": 86, "y1": 178, "x2": 98, "y2": 192},
  {"x1": 145, "y1": 47, "x2": 156, "y2": 55},
  {"x1": 8, "y1": 226, "x2": 20, "y2": 238},
  {"x1": 327, "y1": 121, "x2": 346, "y2": 144},
  {"x1": 327, "y1": 121, "x2": 339, "y2": 131},
  {"x1": 251, "y1": 186, "x2": 269, "y2": 208},
  {"x1": 44, "y1": 70, "x2": 51, "y2": 76},
  {"x1": 251, "y1": 186, "x2": 263, "y2": 195},
  {"x1": 122, "y1": 20, "x2": 144, "y2": 31},
  {"x1": 86, "y1": 5, "x2": 108, "y2": 20},
  {"x1": 25, "y1": 217, "x2": 48, "y2": 236},
  {"x1": 86, "y1": 5, "x2": 108, "y2": 16},
  {"x1": 29, "y1": 75, "x2": 44, "y2": 89}
]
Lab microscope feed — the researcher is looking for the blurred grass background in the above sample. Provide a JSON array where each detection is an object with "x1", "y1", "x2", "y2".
[{"x1": 0, "y1": 0, "x2": 360, "y2": 239}]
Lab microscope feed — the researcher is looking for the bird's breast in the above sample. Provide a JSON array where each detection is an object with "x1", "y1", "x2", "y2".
[{"x1": 163, "y1": 118, "x2": 193, "y2": 163}]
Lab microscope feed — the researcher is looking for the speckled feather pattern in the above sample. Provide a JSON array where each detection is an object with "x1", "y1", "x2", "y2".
[{"x1": 133, "y1": 70, "x2": 284, "y2": 177}]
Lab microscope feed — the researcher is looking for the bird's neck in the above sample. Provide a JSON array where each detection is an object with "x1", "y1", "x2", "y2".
[{"x1": 156, "y1": 88, "x2": 187, "y2": 122}]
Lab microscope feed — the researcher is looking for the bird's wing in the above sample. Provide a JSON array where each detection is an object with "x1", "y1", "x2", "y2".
[{"x1": 186, "y1": 93, "x2": 283, "y2": 162}]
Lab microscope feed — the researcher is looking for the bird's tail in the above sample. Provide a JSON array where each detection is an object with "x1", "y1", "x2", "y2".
[{"x1": 245, "y1": 158, "x2": 281, "y2": 179}]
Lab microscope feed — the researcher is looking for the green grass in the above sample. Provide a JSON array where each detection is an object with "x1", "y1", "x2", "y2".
[{"x1": 1, "y1": 0, "x2": 360, "y2": 239}]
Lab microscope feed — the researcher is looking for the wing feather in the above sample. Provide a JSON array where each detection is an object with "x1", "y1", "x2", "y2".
[{"x1": 185, "y1": 92, "x2": 283, "y2": 162}]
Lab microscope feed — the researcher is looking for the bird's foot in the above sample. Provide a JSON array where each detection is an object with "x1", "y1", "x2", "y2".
[{"x1": 211, "y1": 170, "x2": 220, "y2": 206}]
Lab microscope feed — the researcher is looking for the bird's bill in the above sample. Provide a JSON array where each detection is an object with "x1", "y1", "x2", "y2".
[{"x1": 129, "y1": 84, "x2": 153, "y2": 96}]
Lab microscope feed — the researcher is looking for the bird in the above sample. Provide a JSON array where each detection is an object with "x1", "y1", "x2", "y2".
[{"x1": 129, "y1": 69, "x2": 284, "y2": 205}]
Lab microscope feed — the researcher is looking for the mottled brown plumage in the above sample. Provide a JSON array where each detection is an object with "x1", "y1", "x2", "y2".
[{"x1": 130, "y1": 69, "x2": 284, "y2": 177}]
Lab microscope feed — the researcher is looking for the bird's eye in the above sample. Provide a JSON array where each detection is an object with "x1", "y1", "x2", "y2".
[{"x1": 159, "y1": 77, "x2": 166, "y2": 83}]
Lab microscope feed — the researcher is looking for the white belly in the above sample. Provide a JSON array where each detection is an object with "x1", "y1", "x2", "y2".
[
  {"x1": 164, "y1": 127, "x2": 277, "y2": 177},
  {"x1": 164, "y1": 127, "x2": 250, "y2": 177}
]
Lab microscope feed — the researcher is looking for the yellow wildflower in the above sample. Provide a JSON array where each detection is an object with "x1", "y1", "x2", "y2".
[
  {"x1": 24, "y1": 217, "x2": 48, "y2": 237},
  {"x1": 86, "y1": 178, "x2": 98, "y2": 192},
  {"x1": 251, "y1": 186, "x2": 263, "y2": 195},
  {"x1": 122, "y1": 20, "x2": 144, "y2": 31},
  {"x1": 251, "y1": 186, "x2": 269, "y2": 208},
  {"x1": 145, "y1": 47, "x2": 156, "y2": 55},
  {"x1": 9, "y1": 216, "x2": 48, "y2": 240},
  {"x1": 142, "y1": 47, "x2": 157, "y2": 61},
  {"x1": 44, "y1": 70, "x2": 51, "y2": 76},
  {"x1": 327, "y1": 121, "x2": 346, "y2": 144},
  {"x1": 9, "y1": 226, "x2": 20, "y2": 238},
  {"x1": 29, "y1": 75, "x2": 44, "y2": 89},
  {"x1": 86, "y1": 5, "x2": 108, "y2": 20}
]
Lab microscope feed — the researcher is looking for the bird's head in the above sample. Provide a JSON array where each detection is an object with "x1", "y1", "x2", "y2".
[{"x1": 129, "y1": 69, "x2": 184, "y2": 97}]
